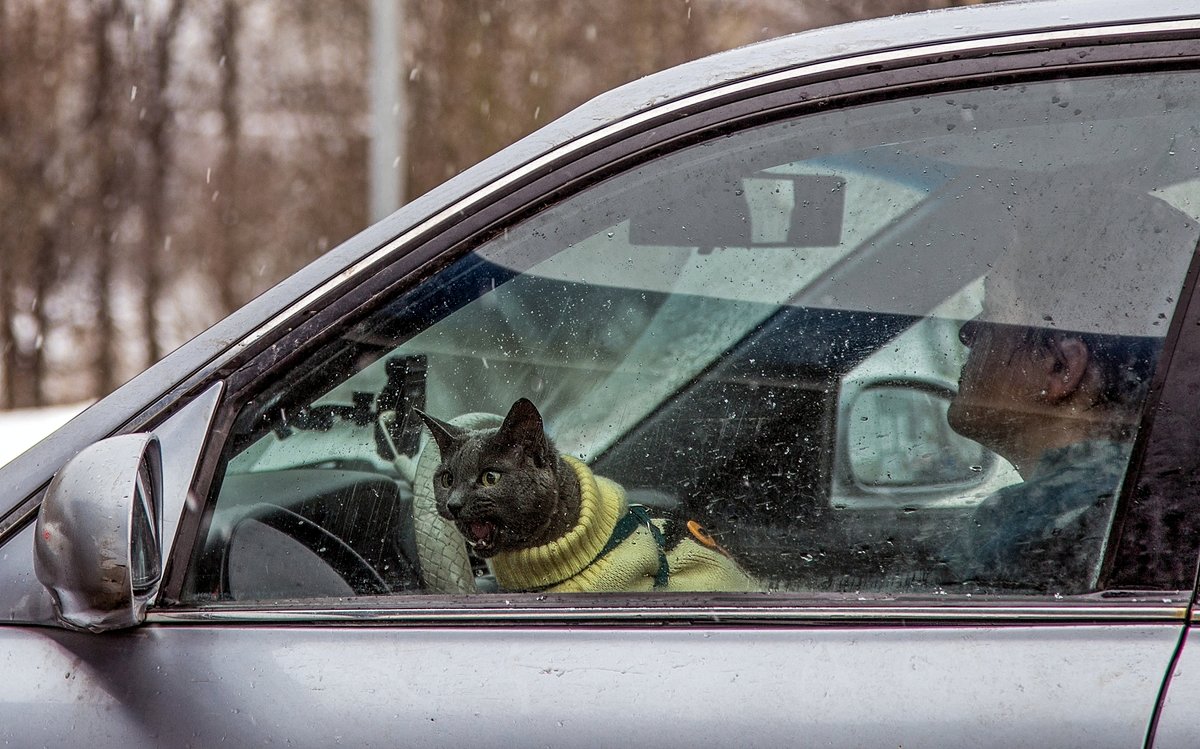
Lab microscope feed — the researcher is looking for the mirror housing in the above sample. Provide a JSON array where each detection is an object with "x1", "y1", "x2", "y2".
[
  {"x1": 34, "y1": 434, "x2": 163, "y2": 632},
  {"x1": 844, "y1": 380, "x2": 992, "y2": 491}
]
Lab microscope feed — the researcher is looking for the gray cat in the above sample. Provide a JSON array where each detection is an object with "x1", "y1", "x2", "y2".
[
  {"x1": 415, "y1": 398, "x2": 757, "y2": 593},
  {"x1": 415, "y1": 397, "x2": 580, "y2": 557}
]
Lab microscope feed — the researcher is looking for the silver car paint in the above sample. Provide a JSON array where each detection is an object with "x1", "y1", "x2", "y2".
[
  {"x1": 1145, "y1": 624, "x2": 1200, "y2": 748},
  {"x1": 1, "y1": 623, "x2": 1181, "y2": 747}
]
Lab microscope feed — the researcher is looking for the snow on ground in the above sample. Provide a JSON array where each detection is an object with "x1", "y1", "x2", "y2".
[{"x1": 0, "y1": 403, "x2": 89, "y2": 468}]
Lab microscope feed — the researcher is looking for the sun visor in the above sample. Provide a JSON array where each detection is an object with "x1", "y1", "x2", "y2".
[
  {"x1": 799, "y1": 177, "x2": 1199, "y2": 337},
  {"x1": 971, "y1": 186, "x2": 1198, "y2": 337}
]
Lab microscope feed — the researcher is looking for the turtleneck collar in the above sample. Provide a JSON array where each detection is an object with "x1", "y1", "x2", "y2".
[{"x1": 489, "y1": 455, "x2": 626, "y2": 590}]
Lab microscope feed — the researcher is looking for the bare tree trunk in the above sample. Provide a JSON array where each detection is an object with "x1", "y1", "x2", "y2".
[
  {"x1": 0, "y1": 0, "x2": 13, "y2": 409},
  {"x1": 30, "y1": 220, "x2": 54, "y2": 404},
  {"x1": 139, "y1": 0, "x2": 184, "y2": 365},
  {"x1": 212, "y1": 0, "x2": 242, "y2": 316},
  {"x1": 0, "y1": 0, "x2": 64, "y2": 407},
  {"x1": 87, "y1": 0, "x2": 122, "y2": 398},
  {"x1": 0, "y1": 264, "x2": 15, "y2": 410}
]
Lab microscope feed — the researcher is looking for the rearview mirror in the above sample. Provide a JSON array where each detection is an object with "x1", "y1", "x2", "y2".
[
  {"x1": 629, "y1": 172, "x2": 845, "y2": 249},
  {"x1": 34, "y1": 434, "x2": 163, "y2": 632}
]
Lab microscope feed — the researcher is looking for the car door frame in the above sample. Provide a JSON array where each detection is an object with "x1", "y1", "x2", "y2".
[{"x1": 160, "y1": 21, "x2": 1200, "y2": 609}]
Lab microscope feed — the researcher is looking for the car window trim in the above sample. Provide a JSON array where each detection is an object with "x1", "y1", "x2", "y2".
[
  {"x1": 164, "y1": 27, "x2": 1200, "y2": 611},
  {"x1": 151, "y1": 597, "x2": 1190, "y2": 627}
]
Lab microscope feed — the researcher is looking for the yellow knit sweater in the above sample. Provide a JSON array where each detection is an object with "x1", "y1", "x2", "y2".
[{"x1": 489, "y1": 456, "x2": 758, "y2": 593}]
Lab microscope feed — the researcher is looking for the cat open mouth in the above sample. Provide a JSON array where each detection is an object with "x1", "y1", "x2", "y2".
[{"x1": 463, "y1": 519, "x2": 498, "y2": 554}]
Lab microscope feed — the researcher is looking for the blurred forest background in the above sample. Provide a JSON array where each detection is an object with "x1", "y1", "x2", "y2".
[{"x1": 0, "y1": 0, "x2": 989, "y2": 410}]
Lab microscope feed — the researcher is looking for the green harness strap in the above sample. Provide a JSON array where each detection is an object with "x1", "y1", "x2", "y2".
[{"x1": 594, "y1": 504, "x2": 670, "y2": 588}]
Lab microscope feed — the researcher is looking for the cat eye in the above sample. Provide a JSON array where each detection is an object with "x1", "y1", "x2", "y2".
[
  {"x1": 480, "y1": 470, "x2": 501, "y2": 487},
  {"x1": 438, "y1": 472, "x2": 453, "y2": 489}
]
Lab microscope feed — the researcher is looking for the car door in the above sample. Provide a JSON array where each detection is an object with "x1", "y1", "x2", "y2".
[{"x1": 6, "y1": 14, "x2": 1200, "y2": 749}]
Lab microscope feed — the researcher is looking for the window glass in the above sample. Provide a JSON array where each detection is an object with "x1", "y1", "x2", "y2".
[{"x1": 183, "y1": 71, "x2": 1200, "y2": 603}]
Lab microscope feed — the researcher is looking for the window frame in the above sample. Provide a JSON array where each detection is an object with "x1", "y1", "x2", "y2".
[{"x1": 160, "y1": 31, "x2": 1200, "y2": 623}]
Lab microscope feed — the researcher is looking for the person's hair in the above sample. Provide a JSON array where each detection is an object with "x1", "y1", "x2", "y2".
[{"x1": 1023, "y1": 328, "x2": 1163, "y2": 419}]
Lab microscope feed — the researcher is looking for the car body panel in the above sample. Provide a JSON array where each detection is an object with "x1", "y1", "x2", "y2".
[
  {"x1": 0, "y1": 622, "x2": 1182, "y2": 747},
  {"x1": 1147, "y1": 624, "x2": 1200, "y2": 747}
]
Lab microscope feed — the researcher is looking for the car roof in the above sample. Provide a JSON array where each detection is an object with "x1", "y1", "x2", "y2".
[
  {"x1": 568, "y1": 0, "x2": 1200, "y2": 127},
  {"x1": 2, "y1": 0, "x2": 1198, "y2": 514}
]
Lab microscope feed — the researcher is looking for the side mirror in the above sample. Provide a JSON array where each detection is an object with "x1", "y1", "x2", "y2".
[
  {"x1": 844, "y1": 381, "x2": 991, "y2": 490},
  {"x1": 34, "y1": 434, "x2": 163, "y2": 632}
]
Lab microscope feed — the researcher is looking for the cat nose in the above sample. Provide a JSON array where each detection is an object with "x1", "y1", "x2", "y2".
[{"x1": 445, "y1": 493, "x2": 466, "y2": 516}]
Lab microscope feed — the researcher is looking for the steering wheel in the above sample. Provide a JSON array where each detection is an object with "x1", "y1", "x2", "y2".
[{"x1": 223, "y1": 502, "x2": 391, "y2": 598}]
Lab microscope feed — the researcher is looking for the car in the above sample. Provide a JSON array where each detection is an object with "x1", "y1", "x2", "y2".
[{"x1": 6, "y1": 0, "x2": 1200, "y2": 745}]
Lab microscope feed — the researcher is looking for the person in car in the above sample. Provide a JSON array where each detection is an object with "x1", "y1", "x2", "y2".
[{"x1": 943, "y1": 189, "x2": 1199, "y2": 592}]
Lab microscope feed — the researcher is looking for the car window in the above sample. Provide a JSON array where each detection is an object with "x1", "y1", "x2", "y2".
[{"x1": 181, "y1": 70, "x2": 1200, "y2": 604}]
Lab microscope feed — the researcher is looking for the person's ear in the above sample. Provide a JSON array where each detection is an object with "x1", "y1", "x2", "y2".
[{"x1": 1042, "y1": 336, "x2": 1091, "y2": 402}]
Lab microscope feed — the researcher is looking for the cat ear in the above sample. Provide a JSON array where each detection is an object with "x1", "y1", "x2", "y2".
[
  {"x1": 413, "y1": 408, "x2": 467, "y2": 456},
  {"x1": 497, "y1": 398, "x2": 553, "y2": 468}
]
